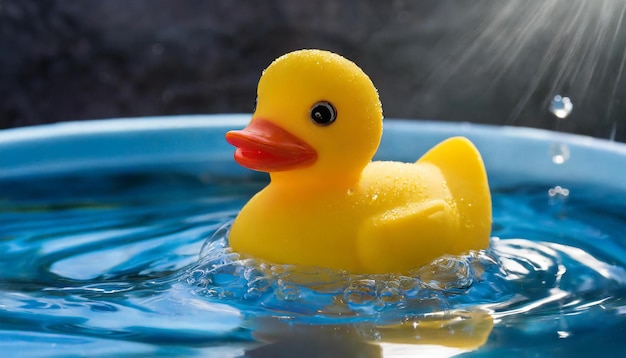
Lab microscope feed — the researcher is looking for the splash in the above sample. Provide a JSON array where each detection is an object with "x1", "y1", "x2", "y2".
[
  {"x1": 186, "y1": 224, "x2": 483, "y2": 317},
  {"x1": 183, "y1": 209, "x2": 626, "y2": 326}
]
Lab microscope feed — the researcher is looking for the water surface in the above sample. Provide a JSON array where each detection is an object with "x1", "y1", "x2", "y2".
[{"x1": 1, "y1": 172, "x2": 625, "y2": 356}]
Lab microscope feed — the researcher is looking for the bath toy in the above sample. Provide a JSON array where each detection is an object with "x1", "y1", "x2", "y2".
[{"x1": 225, "y1": 49, "x2": 491, "y2": 274}]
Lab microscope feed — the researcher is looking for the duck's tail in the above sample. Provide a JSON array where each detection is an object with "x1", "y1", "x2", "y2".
[{"x1": 417, "y1": 137, "x2": 492, "y2": 253}]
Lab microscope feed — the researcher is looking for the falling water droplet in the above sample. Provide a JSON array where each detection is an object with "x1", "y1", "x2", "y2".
[
  {"x1": 549, "y1": 143, "x2": 570, "y2": 165},
  {"x1": 549, "y1": 95, "x2": 573, "y2": 119}
]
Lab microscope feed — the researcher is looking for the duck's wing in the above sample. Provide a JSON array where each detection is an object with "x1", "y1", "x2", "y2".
[
  {"x1": 416, "y1": 137, "x2": 492, "y2": 253},
  {"x1": 357, "y1": 199, "x2": 457, "y2": 274},
  {"x1": 416, "y1": 137, "x2": 486, "y2": 186}
]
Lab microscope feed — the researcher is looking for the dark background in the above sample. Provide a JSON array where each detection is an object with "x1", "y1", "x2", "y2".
[{"x1": 1, "y1": 0, "x2": 625, "y2": 141}]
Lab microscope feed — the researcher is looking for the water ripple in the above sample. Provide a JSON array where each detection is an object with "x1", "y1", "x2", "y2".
[{"x1": 1, "y1": 174, "x2": 625, "y2": 355}]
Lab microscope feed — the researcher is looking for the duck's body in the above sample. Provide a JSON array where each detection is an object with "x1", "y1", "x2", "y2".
[
  {"x1": 230, "y1": 143, "x2": 490, "y2": 274},
  {"x1": 226, "y1": 49, "x2": 491, "y2": 274}
]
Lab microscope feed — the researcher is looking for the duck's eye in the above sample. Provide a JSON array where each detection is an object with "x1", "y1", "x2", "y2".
[{"x1": 310, "y1": 101, "x2": 337, "y2": 126}]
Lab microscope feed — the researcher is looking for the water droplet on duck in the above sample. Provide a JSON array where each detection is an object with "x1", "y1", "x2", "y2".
[
  {"x1": 371, "y1": 194, "x2": 379, "y2": 201},
  {"x1": 549, "y1": 95, "x2": 573, "y2": 119},
  {"x1": 347, "y1": 188, "x2": 354, "y2": 196},
  {"x1": 549, "y1": 143, "x2": 570, "y2": 165}
]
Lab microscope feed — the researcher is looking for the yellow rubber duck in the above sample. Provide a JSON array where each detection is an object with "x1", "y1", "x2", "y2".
[{"x1": 225, "y1": 49, "x2": 491, "y2": 274}]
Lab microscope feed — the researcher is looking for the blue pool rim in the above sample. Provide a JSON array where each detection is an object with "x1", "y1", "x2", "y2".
[{"x1": 1, "y1": 114, "x2": 625, "y2": 191}]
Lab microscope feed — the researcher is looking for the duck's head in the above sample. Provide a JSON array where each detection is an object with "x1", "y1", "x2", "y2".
[{"x1": 226, "y1": 49, "x2": 383, "y2": 185}]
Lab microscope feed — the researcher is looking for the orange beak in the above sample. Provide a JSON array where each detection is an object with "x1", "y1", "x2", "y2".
[{"x1": 225, "y1": 119, "x2": 317, "y2": 172}]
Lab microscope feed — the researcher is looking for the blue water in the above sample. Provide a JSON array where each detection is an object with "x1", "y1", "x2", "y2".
[{"x1": 1, "y1": 172, "x2": 625, "y2": 357}]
